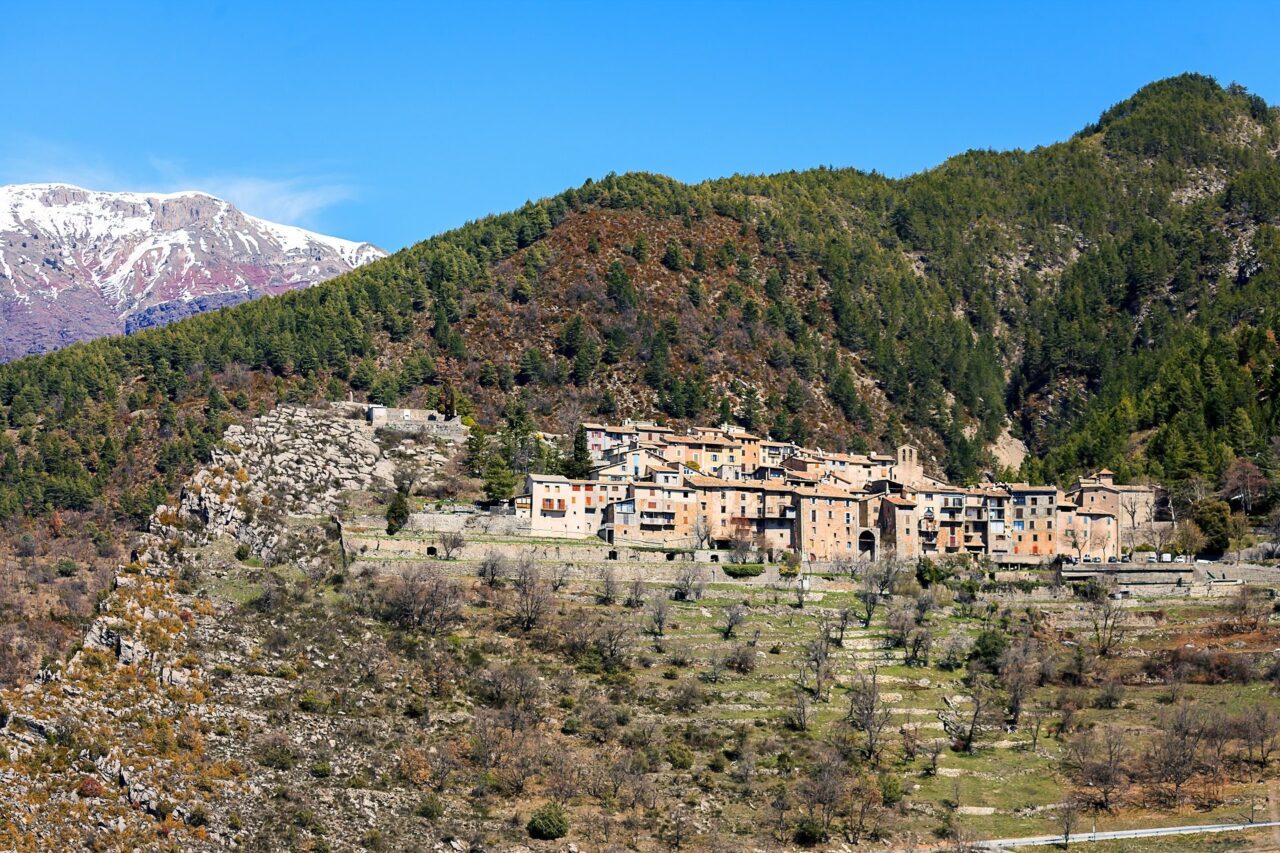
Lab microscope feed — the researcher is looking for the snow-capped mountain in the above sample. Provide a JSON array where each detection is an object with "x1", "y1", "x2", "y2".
[{"x1": 0, "y1": 183, "x2": 386, "y2": 361}]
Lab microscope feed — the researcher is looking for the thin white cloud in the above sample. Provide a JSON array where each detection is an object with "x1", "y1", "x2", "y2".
[
  {"x1": 0, "y1": 136, "x2": 358, "y2": 229},
  {"x1": 0, "y1": 134, "x2": 130, "y2": 191},
  {"x1": 150, "y1": 159, "x2": 356, "y2": 227}
]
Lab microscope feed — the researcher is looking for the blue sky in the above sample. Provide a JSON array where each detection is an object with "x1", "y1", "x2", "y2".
[{"x1": 3, "y1": 2, "x2": 1279, "y2": 250}]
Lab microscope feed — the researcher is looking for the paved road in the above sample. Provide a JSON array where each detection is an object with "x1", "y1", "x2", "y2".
[{"x1": 974, "y1": 819, "x2": 1280, "y2": 849}]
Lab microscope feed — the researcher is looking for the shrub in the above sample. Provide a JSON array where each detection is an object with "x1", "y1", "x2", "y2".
[
  {"x1": 880, "y1": 773, "x2": 905, "y2": 806},
  {"x1": 793, "y1": 816, "x2": 827, "y2": 845},
  {"x1": 726, "y1": 645, "x2": 756, "y2": 674},
  {"x1": 722, "y1": 563, "x2": 765, "y2": 579},
  {"x1": 55, "y1": 558, "x2": 78, "y2": 577},
  {"x1": 234, "y1": 543, "x2": 252, "y2": 561},
  {"x1": 667, "y1": 743, "x2": 695, "y2": 770},
  {"x1": 77, "y1": 775, "x2": 106, "y2": 798},
  {"x1": 527, "y1": 802, "x2": 569, "y2": 840},
  {"x1": 255, "y1": 735, "x2": 296, "y2": 770},
  {"x1": 404, "y1": 695, "x2": 429, "y2": 719},
  {"x1": 415, "y1": 794, "x2": 444, "y2": 821},
  {"x1": 298, "y1": 690, "x2": 328, "y2": 713}
]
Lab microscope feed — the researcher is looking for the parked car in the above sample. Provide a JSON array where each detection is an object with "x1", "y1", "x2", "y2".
[
  {"x1": 1107, "y1": 556, "x2": 1118, "y2": 563},
  {"x1": 1160, "y1": 553, "x2": 1172, "y2": 562},
  {"x1": 1195, "y1": 558, "x2": 1213, "y2": 564},
  {"x1": 1120, "y1": 554, "x2": 1131, "y2": 563},
  {"x1": 1174, "y1": 555, "x2": 1187, "y2": 563},
  {"x1": 1145, "y1": 554, "x2": 1158, "y2": 563}
]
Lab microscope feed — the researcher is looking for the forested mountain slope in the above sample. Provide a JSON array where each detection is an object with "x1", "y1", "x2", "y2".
[{"x1": 3, "y1": 73, "x2": 1280, "y2": 537}]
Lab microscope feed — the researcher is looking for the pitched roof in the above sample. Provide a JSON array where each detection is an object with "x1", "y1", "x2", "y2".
[
  {"x1": 664, "y1": 435, "x2": 741, "y2": 448},
  {"x1": 795, "y1": 483, "x2": 860, "y2": 499}
]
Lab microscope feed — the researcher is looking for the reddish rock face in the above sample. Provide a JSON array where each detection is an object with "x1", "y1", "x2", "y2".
[{"x1": 0, "y1": 183, "x2": 385, "y2": 361}]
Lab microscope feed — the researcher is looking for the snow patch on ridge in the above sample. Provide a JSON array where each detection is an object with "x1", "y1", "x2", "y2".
[{"x1": 0, "y1": 182, "x2": 388, "y2": 361}]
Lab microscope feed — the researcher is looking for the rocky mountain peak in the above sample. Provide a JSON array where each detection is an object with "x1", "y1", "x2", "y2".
[{"x1": 0, "y1": 183, "x2": 385, "y2": 361}]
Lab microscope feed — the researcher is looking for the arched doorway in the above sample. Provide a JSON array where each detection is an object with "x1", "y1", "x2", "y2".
[{"x1": 858, "y1": 531, "x2": 876, "y2": 562}]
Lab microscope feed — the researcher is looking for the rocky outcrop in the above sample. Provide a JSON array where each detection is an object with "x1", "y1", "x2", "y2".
[{"x1": 149, "y1": 405, "x2": 393, "y2": 566}]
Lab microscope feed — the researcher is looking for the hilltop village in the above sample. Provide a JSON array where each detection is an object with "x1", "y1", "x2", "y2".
[{"x1": 508, "y1": 418, "x2": 1165, "y2": 567}]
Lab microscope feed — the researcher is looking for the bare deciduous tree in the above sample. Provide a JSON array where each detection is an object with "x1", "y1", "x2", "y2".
[
  {"x1": 1057, "y1": 799, "x2": 1082, "y2": 847},
  {"x1": 439, "y1": 531, "x2": 466, "y2": 560},
  {"x1": 1231, "y1": 583, "x2": 1271, "y2": 632},
  {"x1": 904, "y1": 624, "x2": 934, "y2": 667},
  {"x1": 624, "y1": 576, "x2": 646, "y2": 609},
  {"x1": 1088, "y1": 590, "x2": 1127, "y2": 658},
  {"x1": 513, "y1": 556, "x2": 552, "y2": 631},
  {"x1": 943, "y1": 674, "x2": 1003, "y2": 753},
  {"x1": 846, "y1": 667, "x2": 892, "y2": 763},
  {"x1": 843, "y1": 772, "x2": 885, "y2": 844},
  {"x1": 692, "y1": 517, "x2": 712, "y2": 550},
  {"x1": 796, "y1": 751, "x2": 846, "y2": 840},
  {"x1": 597, "y1": 565, "x2": 619, "y2": 605},
  {"x1": 648, "y1": 596, "x2": 670, "y2": 637},
  {"x1": 1120, "y1": 492, "x2": 1144, "y2": 556},
  {"x1": 593, "y1": 615, "x2": 632, "y2": 669},
  {"x1": 998, "y1": 636, "x2": 1042, "y2": 727},
  {"x1": 795, "y1": 628, "x2": 833, "y2": 701},
  {"x1": 478, "y1": 551, "x2": 507, "y2": 587},
  {"x1": 378, "y1": 567, "x2": 465, "y2": 637},
  {"x1": 789, "y1": 689, "x2": 811, "y2": 732},
  {"x1": 551, "y1": 562, "x2": 571, "y2": 592},
  {"x1": 673, "y1": 565, "x2": 704, "y2": 602},
  {"x1": 1146, "y1": 700, "x2": 1203, "y2": 806},
  {"x1": 856, "y1": 576, "x2": 884, "y2": 628},
  {"x1": 721, "y1": 604, "x2": 747, "y2": 640},
  {"x1": 729, "y1": 525, "x2": 755, "y2": 564},
  {"x1": 834, "y1": 607, "x2": 854, "y2": 647},
  {"x1": 1065, "y1": 724, "x2": 1129, "y2": 811},
  {"x1": 1237, "y1": 706, "x2": 1280, "y2": 769}
]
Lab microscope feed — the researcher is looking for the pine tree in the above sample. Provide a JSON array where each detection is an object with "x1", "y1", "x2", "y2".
[
  {"x1": 483, "y1": 456, "x2": 518, "y2": 503},
  {"x1": 386, "y1": 490, "x2": 410, "y2": 535},
  {"x1": 605, "y1": 261, "x2": 637, "y2": 309},
  {"x1": 562, "y1": 425, "x2": 594, "y2": 479},
  {"x1": 662, "y1": 239, "x2": 685, "y2": 271}
]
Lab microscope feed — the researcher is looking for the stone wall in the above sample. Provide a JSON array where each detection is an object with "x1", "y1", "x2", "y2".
[
  {"x1": 401, "y1": 508, "x2": 528, "y2": 537},
  {"x1": 354, "y1": 553, "x2": 812, "y2": 587}
]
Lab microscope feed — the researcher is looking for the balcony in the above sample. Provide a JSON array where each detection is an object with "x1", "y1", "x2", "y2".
[{"x1": 640, "y1": 512, "x2": 676, "y2": 530}]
